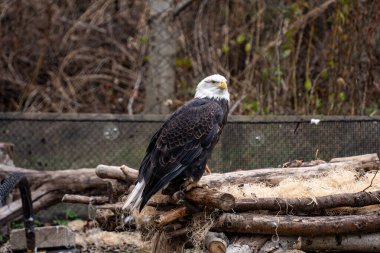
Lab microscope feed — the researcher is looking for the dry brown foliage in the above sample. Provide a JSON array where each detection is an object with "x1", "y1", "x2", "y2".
[{"x1": 1, "y1": 0, "x2": 380, "y2": 115}]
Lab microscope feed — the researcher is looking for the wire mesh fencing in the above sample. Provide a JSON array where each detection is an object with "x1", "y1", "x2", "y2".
[{"x1": 1, "y1": 113, "x2": 379, "y2": 172}]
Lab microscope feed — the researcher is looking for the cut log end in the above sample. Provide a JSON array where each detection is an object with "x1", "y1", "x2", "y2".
[{"x1": 205, "y1": 232, "x2": 228, "y2": 253}]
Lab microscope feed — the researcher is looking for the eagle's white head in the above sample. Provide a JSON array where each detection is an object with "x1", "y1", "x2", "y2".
[{"x1": 195, "y1": 74, "x2": 230, "y2": 101}]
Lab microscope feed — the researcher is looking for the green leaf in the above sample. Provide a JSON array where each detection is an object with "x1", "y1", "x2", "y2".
[
  {"x1": 282, "y1": 49, "x2": 291, "y2": 58},
  {"x1": 328, "y1": 60, "x2": 335, "y2": 69},
  {"x1": 222, "y1": 44, "x2": 230, "y2": 53},
  {"x1": 236, "y1": 34, "x2": 247, "y2": 44},
  {"x1": 338, "y1": 92, "x2": 346, "y2": 101},
  {"x1": 316, "y1": 98, "x2": 322, "y2": 109},
  {"x1": 54, "y1": 219, "x2": 69, "y2": 226},
  {"x1": 274, "y1": 67, "x2": 283, "y2": 82},
  {"x1": 139, "y1": 36, "x2": 148, "y2": 44},
  {"x1": 261, "y1": 68, "x2": 269, "y2": 79},
  {"x1": 66, "y1": 208, "x2": 77, "y2": 220},
  {"x1": 175, "y1": 57, "x2": 192, "y2": 68},
  {"x1": 245, "y1": 42, "x2": 252, "y2": 53},
  {"x1": 304, "y1": 79, "x2": 312, "y2": 91},
  {"x1": 251, "y1": 100, "x2": 259, "y2": 112},
  {"x1": 321, "y1": 68, "x2": 329, "y2": 81}
]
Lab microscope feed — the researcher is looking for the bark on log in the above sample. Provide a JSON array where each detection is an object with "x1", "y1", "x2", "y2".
[
  {"x1": 95, "y1": 164, "x2": 137, "y2": 182},
  {"x1": 205, "y1": 232, "x2": 228, "y2": 253},
  {"x1": 152, "y1": 230, "x2": 186, "y2": 253},
  {"x1": 61, "y1": 194, "x2": 109, "y2": 205},
  {"x1": 185, "y1": 187, "x2": 235, "y2": 211},
  {"x1": 166, "y1": 227, "x2": 188, "y2": 238},
  {"x1": 156, "y1": 206, "x2": 189, "y2": 226},
  {"x1": 234, "y1": 190, "x2": 380, "y2": 213},
  {"x1": 93, "y1": 203, "x2": 123, "y2": 211},
  {"x1": 295, "y1": 233, "x2": 380, "y2": 252},
  {"x1": 330, "y1": 153, "x2": 379, "y2": 163},
  {"x1": 213, "y1": 213, "x2": 380, "y2": 236},
  {"x1": 201, "y1": 160, "x2": 379, "y2": 187},
  {"x1": 93, "y1": 154, "x2": 379, "y2": 190},
  {"x1": 0, "y1": 142, "x2": 15, "y2": 166},
  {"x1": 0, "y1": 164, "x2": 108, "y2": 226},
  {"x1": 106, "y1": 179, "x2": 131, "y2": 203}
]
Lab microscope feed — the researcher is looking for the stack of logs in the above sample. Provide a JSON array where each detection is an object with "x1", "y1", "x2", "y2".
[{"x1": 61, "y1": 154, "x2": 380, "y2": 253}]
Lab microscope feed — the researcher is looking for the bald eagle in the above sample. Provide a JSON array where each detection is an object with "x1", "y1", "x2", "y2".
[{"x1": 123, "y1": 74, "x2": 230, "y2": 212}]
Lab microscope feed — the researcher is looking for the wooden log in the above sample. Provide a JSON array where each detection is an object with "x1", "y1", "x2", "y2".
[
  {"x1": 258, "y1": 236, "x2": 298, "y2": 252},
  {"x1": 94, "y1": 208, "x2": 118, "y2": 231},
  {"x1": 95, "y1": 164, "x2": 138, "y2": 182},
  {"x1": 295, "y1": 233, "x2": 380, "y2": 252},
  {"x1": 91, "y1": 154, "x2": 379, "y2": 190},
  {"x1": 201, "y1": 160, "x2": 379, "y2": 187},
  {"x1": 106, "y1": 179, "x2": 131, "y2": 203},
  {"x1": 0, "y1": 142, "x2": 15, "y2": 166},
  {"x1": 185, "y1": 187, "x2": 235, "y2": 211},
  {"x1": 0, "y1": 164, "x2": 108, "y2": 226},
  {"x1": 93, "y1": 203, "x2": 123, "y2": 211},
  {"x1": 166, "y1": 227, "x2": 188, "y2": 238},
  {"x1": 212, "y1": 213, "x2": 380, "y2": 236},
  {"x1": 229, "y1": 235, "x2": 268, "y2": 253},
  {"x1": 234, "y1": 190, "x2": 380, "y2": 213},
  {"x1": 205, "y1": 232, "x2": 228, "y2": 253},
  {"x1": 330, "y1": 153, "x2": 379, "y2": 163},
  {"x1": 61, "y1": 194, "x2": 109, "y2": 205},
  {"x1": 156, "y1": 206, "x2": 189, "y2": 226},
  {"x1": 152, "y1": 231, "x2": 186, "y2": 253}
]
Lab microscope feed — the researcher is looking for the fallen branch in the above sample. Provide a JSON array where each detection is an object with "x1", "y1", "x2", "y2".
[{"x1": 61, "y1": 194, "x2": 109, "y2": 205}]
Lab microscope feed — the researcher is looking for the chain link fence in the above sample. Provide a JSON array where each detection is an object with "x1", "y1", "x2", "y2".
[{"x1": 1, "y1": 113, "x2": 379, "y2": 172}]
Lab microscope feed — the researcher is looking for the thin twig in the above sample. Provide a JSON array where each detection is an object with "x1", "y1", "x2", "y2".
[
  {"x1": 128, "y1": 71, "x2": 142, "y2": 115},
  {"x1": 229, "y1": 95, "x2": 246, "y2": 115},
  {"x1": 362, "y1": 169, "x2": 379, "y2": 192}
]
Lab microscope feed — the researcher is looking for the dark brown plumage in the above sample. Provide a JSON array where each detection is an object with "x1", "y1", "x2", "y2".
[{"x1": 123, "y1": 74, "x2": 230, "y2": 212}]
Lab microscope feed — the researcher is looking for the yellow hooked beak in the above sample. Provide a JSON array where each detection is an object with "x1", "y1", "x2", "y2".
[{"x1": 218, "y1": 81, "x2": 228, "y2": 90}]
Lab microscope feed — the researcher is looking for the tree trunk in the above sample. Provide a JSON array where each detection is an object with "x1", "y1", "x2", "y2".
[{"x1": 145, "y1": 0, "x2": 176, "y2": 114}]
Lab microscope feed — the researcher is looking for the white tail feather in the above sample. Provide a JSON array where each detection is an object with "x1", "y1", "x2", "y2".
[{"x1": 122, "y1": 180, "x2": 145, "y2": 211}]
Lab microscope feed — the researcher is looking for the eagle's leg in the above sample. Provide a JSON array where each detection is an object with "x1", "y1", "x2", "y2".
[{"x1": 205, "y1": 164, "x2": 212, "y2": 174}]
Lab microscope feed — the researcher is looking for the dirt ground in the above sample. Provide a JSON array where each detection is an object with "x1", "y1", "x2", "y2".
[{"x1": 67, "y1": 220, "x2": 150, "y2": 253}]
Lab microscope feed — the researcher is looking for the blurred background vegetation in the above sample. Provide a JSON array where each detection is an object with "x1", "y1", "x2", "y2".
[{"x1": 0, "y1": 0, "x2": 379, "y2": 115}]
